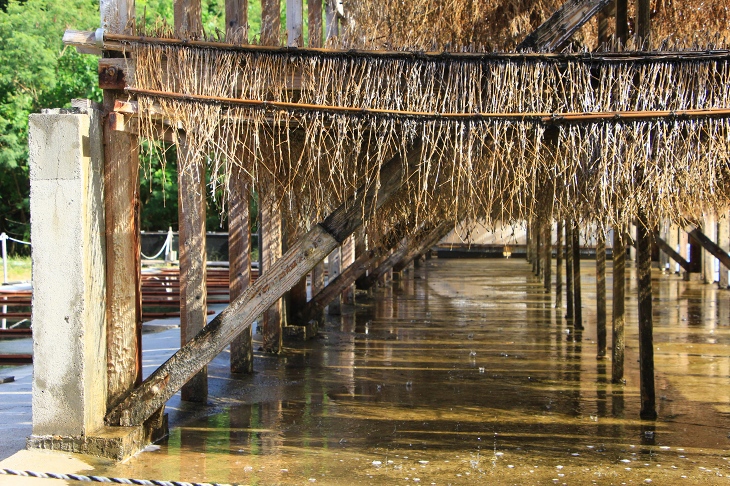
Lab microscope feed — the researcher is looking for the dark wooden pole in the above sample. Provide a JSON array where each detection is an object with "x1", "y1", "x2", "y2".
[
  {"x1": 572, "y1": 220, "x2": 583, "y2": 329},
  {"x1": 543, "y1": 219, "x2": 552, "y2": 294},
  {"x1": 636, "y1": 0, "x2": 651, "y2": 48},
  {"x1": 556, "y1": 220, "x2": 563, "y2": 309},
  {"x1": 612, "y1": 229, "x2": 625, "y2": 383},
  {"x1": 636, "y1": 216, "x2": 657, "y2": 419},
  {"x1": 260, "y1": 194, "x2": 283, "y2": 353},
  {"x1": 566, "y1": 221, "x2": 574, "y2": 319},
  {"x1": 596, "y1": 231, "x2": 607, "y2": 358},
  {"x1": 308, "y1": 0, "x2": 323, "y2": 48},
  {"x1": 261, "y1": 0, "x2": 281, "y2": 46},
  {"x1": 615, "y1": 0, "x2": 628, "y2": 43},
  {"x1": 225, "y1": 0, "x2": 248, "y2": 42}
]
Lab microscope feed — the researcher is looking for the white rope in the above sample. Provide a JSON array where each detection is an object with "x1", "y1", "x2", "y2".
[
  {"x1": 0, "y1": 468, "x2": 233, "y2": 486},
  {"x1": 141, "y1": 229, "x2": 174, "y2": 260}
]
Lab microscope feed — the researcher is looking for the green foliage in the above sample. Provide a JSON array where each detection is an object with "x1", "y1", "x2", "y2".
[{"x1": 0, "y1": 0, "x2": 100, "y2": 251}]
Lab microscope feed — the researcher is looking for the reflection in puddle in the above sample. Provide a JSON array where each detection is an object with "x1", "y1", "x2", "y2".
[{"x1": 104, "y1": 259, "x2": 730, "y2": 484}]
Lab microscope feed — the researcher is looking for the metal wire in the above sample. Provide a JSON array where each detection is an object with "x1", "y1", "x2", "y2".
[{"x1": 0, "y1": 468, "x2": 235, "y2": 486}]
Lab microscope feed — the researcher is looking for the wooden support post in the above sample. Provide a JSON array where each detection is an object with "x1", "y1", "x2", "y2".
[
  {"x1": 667, "y1": 223, "x2": 680, "y2": 273},
  {"x1": 636, "y1": 0, "x2": 651, "y2": 48},
  {"x1": 658, "y1": 220, "x2": 669, "y2": 271},
  {"x1": 702, "y1": 213, "x2": 717, "y2": 284},
  {"x1": 106, "y1": 141, "x2": 424, "y2": 427},
  {"x1": 308, "y1": 0, "x2": 323, "y2": 47},
  {"x1": 261, "y1": 0, "x2": 281, "y2": 46},
  {"x1": 518, "y1": 0, "x2": 614, "y2": 51},
  {"x1": 174, "y1": 0, "x2": 203, "y2": 38},
  {"x1": 225, "y1": 0, "x2": 249, "y2": 42},
  {"x1": 636, "y1": 215, "x2": 657, "y2": 420},
  {"x1": 556, "y1": 220, "x2": 563, "y2": 308},
  {"x1": 615, "y1": 0, "x2": 628, "y2": 42},
  {"x1": 287, "y1": 0, "x2": 303, "y2": 47},
  {"x1": 596, "y1": 231, "x2": 607, "y2": 359},
  {"x1": 720, "y1": 216, "x2": 729, "y2": 288},
  {"x1": 543, "y1": 219, "x2": 552, "y2": 294},
  {"x1": 228, "y1": 166, "x2": 252, "y2": 373},
  {"x1": 327, "y1": 247, "x2": 342, "y2": 314},
  {"x1": 565, "y1": 221, "x2": 574, "y2": 319},
  {"x1": 260, "y1": 194, "x2": 283, "y2": 353},
  {"x1": 340, "y1": 235, "x2": 356, "y2": 305},
  {"x1": 393, "y1": 223, "x2": 452, "y2": 273},
  {"x1": 597, "y1": 0, "x2": 615, "y2": 47},
  {"x1": 178, "y1": 140, "x2": 208, "y2": 402},
  {"x1": 572, "y1": 221, "x2": 583, "y2": 329},
  {"x1": 612, "y1": 229, "x2": 626, "y2": 383},
  {"x1": 175, "y1": 0, "x2": 206, "y2": 403},
  {"x1": 104, "y1": 107, "x2": 142, "y2": 407},
  {"x1": 325, "y1": 0, "x2": 339, "y2": 39},
  {"x1": 101, "y1": 0, "x2": 142, "y2": 412},
  {"x1": 679, "y1": 228, "x2": 689, "y2": 277}
]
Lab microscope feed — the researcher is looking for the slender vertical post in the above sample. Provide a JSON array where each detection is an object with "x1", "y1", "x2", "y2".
[
  {"x1": 702, "y1": 213, "x2": 717, "y2": 284},
  {"x1": 556, "y1": 220, "x2": 563, "y2": 308},
  {"x1": 572, "y1": 220, "x2": 583, "y2": 329},
  {"x1": 636, "y1": 0, "x2": 651, "y2": 48},
  {"x1": 308, "y1": 0, "x2": 323, "y2": 47},
  {"x1": 176, "y1": 0, "x2": 207, "y2": 403},
  {"x1": 615, "y1": 0, "x2": 628, "y2": 43},
  {"x1": 596, "y1": 231, "x2": 607, "y2": 358},
  {"x1": 1, "y1": 234, "x2": 6, "y2": 284},
  {"x1": 102, "y1": 0, "x2": 142, "y2": 408},
  {"x1": 228, "y1": 165, "x2": 252, "y2": 373},
  {"x1": 597, "y1": 0, "x2": 614, "y2": 47},
  {"x1": 225, "y1": 0, "x2": 249, "y2": 42},
  {"x1": 636, "y1": 215, "x2": 657, "y2": 419},
  {"x1": 341, "y1": 235, "x2": 356, "y2": 304},
  {"x1": 261, "y1": 0, "x2": 281, "y2": 46},
  {"x1": 719, "y1": 216, "x2": 729, "y2": 287},
  {"x1": 679, "y1": 227, "x2": 689, "y2": 279},
  {"x1": 178, "y1": 140, "x2": 208, "y2": 402},
  {"x1": 612, "y1": 229, "x2": 626, "y2": 383},
  {"x1": 566, "y1": 221, "x2": 574, "y2": 319},
  {"x1": 543, "y1": 219, "x2": 552, "y2": 294},
  {"x1": 287, "y1": 0, "x2": 304, "y2": 47},
  {"x1": 327, "y1": 247, "x2": 342, "y2": 314},
  {"x1": 325, "y1": 0, "x2": 339, "y2": 39},
  {"x1": 260, "y1": 194, "x2": 283, "y2": 353}
]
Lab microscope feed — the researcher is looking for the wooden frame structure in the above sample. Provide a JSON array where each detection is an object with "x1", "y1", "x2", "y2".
[{"x1": 46, "y1": 0, "x2": 730, "y2": 458}]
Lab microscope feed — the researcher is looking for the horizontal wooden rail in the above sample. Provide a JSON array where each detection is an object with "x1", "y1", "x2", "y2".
[
  {"x1": 126, "y1": 87, "x2": 730, "y2": 123},
  {"x1": 63, "y1": 29, "x2": 730, "y2": 64}
]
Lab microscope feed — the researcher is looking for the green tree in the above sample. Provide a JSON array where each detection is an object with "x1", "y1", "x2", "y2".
[{"x1": 0, "y1": 0, "x2": 100, "y2": 251}]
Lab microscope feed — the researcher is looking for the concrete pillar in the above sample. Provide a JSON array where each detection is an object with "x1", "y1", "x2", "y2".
[
  {"x1": 28, "y1": 108, "x2": 107, "y2": 437},
  {"x1": 702, "y1": 213, "x2": 717, "y2": 284},
  {"x1": 719, "y1": 215, "x2": 729, "y2": 288}
]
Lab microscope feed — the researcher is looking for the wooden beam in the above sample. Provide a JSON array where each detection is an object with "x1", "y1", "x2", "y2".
[
  {"x1": 178, "y1": 138, "x2": 208, "y2": 402},
  {"x1": 106, "y1": 140, "x2": 423, "y2": 427},
  {"x1": 565, "y1": 221, "x2": 574, "y2": 319},
  {"x1": 615, "y1": 0, "x2": 628, "y2": 42},
  {"x1": 325, "y1": 0, "x2": 339, "y2": 39},
  {"x1": 596, "y1": 231, "x2": 607, "y2": 359},
  {"x1": 103, "y1": 93, "x2": 142, "y2": 408},
  {"x1": 612, "y1": 229, "x2": 626, "y2": 384},
  {"x1": 518, "y1": 0, "x2": 614, "y2": 51},
  {"x1": 637, "y1": 216, "x2": 657, "y2": 420},
  {"x1": 556, "y1": 220, "x2": 563, "y2": 308},
  {"x1": 719, "y1": 217, "x2": 729, "y2": 287},
  {"x1": 340, "y1": 235, "x2": 356, "y2": 305},
  {"x1": 260, "y1": 194, "x2": 283, "y2": 353},
  {"x1": 636, "y1": 0, "x2": 651, "y2": 47},
  {"x1": 228, "y1": 165, "x2": 252, "y2": 374},
  {"x1": 572, "y1": 220, "x2": 583, "y2": 329},
  {"x1": 308, "y1": 0, "x2": 323, "y2": 48},
  {"x1": 100, "y1": 0, "x2": 135, "y2": 35},
  {"x1": 702, "y1": 214, "x2": 717, "y2": 283},
  {"x1": 543, "y1": 219, "x2": 552, "y2": 294},
  {"x1": 327, "y1": 247, "x2": 342, "y2": 314},
  {"x1": 225, "y1": 0, "x2": 248, "y2": 43},
  {"x1": 392, "y1": 222, "x2": 453, "y2": 273},
  {"x1": 686, "y1": 225, "x2": 730, "y2": 271},
  {"x1": 261, "y1": 0, "x2": 281, "y2": 46},
  {"x1": 174, "y1": 0, "x2": 203, "y2": 38},
  {"x1": 287, "y1": 0, "x2": 304, "y2": 47},
  {"x1": 654, "y1": 232, "x2": 691, "y2": 272}
]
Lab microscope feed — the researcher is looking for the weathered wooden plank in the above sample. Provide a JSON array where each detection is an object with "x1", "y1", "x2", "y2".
[
  {"x1": 612, "y1": 229, "x2": 626, "y2": 384},
  {"x1": 261, "y1": 0, "x2": 281, "y2": 46},
  {"x1": 518, "y1": 0, "x2": 613, "y2": 51},
  {"x1": 392, "y1": 222, "x2": 453, "y2": 273},
  {"x1": 106, "y1": 140, "x2": 422, "y2": 427},
  {"x1": 308, "y1": 0, "x2": 323, "y2": 48},
  {"x1": 174, "y1": 0, "x2": 203, "y2": 38},
  {"x1": 104, "y1": 92, "x2": 142, "y2": 408},
  {"x1": 636, "y1": 216, "x2": 657, "y2": 420},
  {"x1": 654, "y1": 232, "x2": 691, "y2": 272},
  {"x1": 228, "y1": 165, "x2": 252, "y2": 374},
  {"x1": 178, "y1": 139, "x2": 208, "y2": 402},
  {"x1": 325, "y1": 0, "x2": 339, "y2": 40},
  {"x1": 225, "y1": 0, "x2": 248, "y2": 43},
  {"x1": 287, "y1": 0, "x2": 304, "y2": 47},
  {"x1": 686, "y1": 225, "x2": 730, "y2": 271},
  {"x1": 596, "y1": 231, "x2": 607, "y2": 358},
  {"x1": 101, "y1": 0, "x2": 135, "y2": 35},
  {"x1": 261, "y1": 194, "x2": 283, "y2": 353}
]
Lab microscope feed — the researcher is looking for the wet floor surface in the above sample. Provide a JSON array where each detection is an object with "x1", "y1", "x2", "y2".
[{"x1": 28, "y1": 259, "x2": 730, "y2": 483}]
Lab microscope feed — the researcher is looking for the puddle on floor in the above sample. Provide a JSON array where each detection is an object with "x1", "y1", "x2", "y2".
[{"x1": 100, "y1": 258, "x2": 730, "y2": 484}]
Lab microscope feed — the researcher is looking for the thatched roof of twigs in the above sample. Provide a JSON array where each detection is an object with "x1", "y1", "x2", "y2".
[{"x1": 129, "y1": 1, "x2": 730, "y2": 243}]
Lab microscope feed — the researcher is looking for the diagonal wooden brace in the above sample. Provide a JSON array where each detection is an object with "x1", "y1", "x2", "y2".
[
  {"x1": 105, "y1": 141, "x2": 423, "y2": 427},
  {"x1": 653, "y1": 232, "x2": 691, "y2": 272},
  {"x1": 518, "y1": 0, "x2": 614, "y2": 51},
  {"x1": 686, "y1": 225, "x2": 730, "y2": 271}
]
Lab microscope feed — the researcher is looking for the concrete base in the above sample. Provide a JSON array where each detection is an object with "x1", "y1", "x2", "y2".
[
  {"x1": 283, "y1": 320, "x2": 319, "y2": 341},
  {"x1": 27, "y1": 417, "x2": 168, "y2": 462}
]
